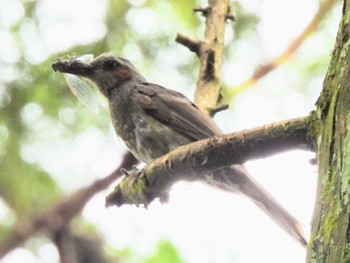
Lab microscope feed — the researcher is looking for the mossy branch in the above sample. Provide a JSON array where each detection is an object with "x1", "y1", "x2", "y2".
[{"x1": 106, "y1": 116, "x2": 313, "y2": 207}]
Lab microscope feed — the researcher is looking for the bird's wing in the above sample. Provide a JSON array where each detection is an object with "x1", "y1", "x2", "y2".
[{"x1": 130, "y1": 83, "x2": 223, "y2": 141}]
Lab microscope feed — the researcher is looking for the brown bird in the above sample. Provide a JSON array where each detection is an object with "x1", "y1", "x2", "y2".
[{"x1": 52, "y1": 54, "x2": 307, "y2": 246}]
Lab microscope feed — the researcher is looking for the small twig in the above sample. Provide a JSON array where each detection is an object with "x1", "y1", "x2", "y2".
[
  {"x1": 210, "y1": 103, "x2": 229, "y2": 115},
  {"x1": 225, "y1": 14, "x2": 235, "y2": 22},
  {"x1": 193, "y1": 7, "x2": 211, "y2": 17},
  {"x1": 175, "y1": 34, "x2": 202, "y2": 56},
  {"x1": 225, "y1": 6, "x2": 235, "y2": 22},
  {"x1": 194, "y1": 5, "x2": 234, "y2": 21}
]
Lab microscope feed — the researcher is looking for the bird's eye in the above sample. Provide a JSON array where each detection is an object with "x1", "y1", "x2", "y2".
[{"x1": 102, "y1": 59, "x2": 119, "y2": 71}]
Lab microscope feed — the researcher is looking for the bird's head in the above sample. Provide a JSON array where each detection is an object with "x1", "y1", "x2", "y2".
[{"x1": 52, "y1": 54, "x2": 145, "y2": 97}]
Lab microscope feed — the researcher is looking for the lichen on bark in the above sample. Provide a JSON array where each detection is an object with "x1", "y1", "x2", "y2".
[{"x1": 306, "y1": 2, "x2": 350, "y2": 262}]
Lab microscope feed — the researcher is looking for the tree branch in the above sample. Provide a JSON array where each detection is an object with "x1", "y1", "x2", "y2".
[
  {"x1": 0, "y1": 152, "x2": 138, "y2": 260},
  {"x1": 53, "y1": 227, "x2": 79, "y2": 263},
  {"x1": 106, "y1": 116, "x2": 313, "y2": 207},
  {"x1": 190, "y1": 0, "x2": 231, "y2": 113},
  {"x1": 227, "y1": 0, "x2": 337, "y2": 97}
]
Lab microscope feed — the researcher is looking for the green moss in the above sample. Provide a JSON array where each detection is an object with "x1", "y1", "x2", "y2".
[{"x1": 340, "y1": 110, "x2": 350, "y2": 208}]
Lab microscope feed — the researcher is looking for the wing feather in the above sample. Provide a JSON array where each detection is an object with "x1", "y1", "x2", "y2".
[{"x1": 131, "y1": 83, "x2": 222, "y2": 141}]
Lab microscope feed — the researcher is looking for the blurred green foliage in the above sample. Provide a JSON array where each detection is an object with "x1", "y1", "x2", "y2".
[
  {"x1": 145, "y1": 240, "x2": 184, "y2": 263},
  {"x1": 111, "y1": 239, "x2": 184, "y2": 263}
]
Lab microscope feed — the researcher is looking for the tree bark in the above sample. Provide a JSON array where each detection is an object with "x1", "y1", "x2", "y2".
[
  {"x1": 194, "y1": 0, "x2": 230, "y2": 113},
  {"x1": 306, "y1": 1, "x2": 350, "y2": 262}
]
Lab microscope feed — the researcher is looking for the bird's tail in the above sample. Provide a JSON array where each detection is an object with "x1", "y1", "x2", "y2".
[{"x1": 204, "y1": 165, "x2": 307, "y2": 246}]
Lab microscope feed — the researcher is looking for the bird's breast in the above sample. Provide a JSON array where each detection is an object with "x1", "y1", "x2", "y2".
[
  {"x1": 130, "y1": 112, "x2": 191, "y2": 162},
  {"x1": 109, "y1": 97, "x2": 191, "y2": 163}
]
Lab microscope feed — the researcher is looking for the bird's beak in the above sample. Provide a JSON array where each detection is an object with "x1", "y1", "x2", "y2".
[{"x1": 52, "y1": 58, "x2": 93, "y2": 77}]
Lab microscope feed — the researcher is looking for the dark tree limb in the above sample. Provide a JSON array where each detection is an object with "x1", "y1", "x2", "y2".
[
  {"x1": 53, "y1": 227, "x2": 79, "y2": 263},
  {"x1": 106, "y1": 116, "x2": 313, "y2": 207},
  {"x1": 53, "y1": 229, "x2": 110, "y2": 263},
  {"x1": 0, "y1": 152, "x2": 138, "y2": 260}
]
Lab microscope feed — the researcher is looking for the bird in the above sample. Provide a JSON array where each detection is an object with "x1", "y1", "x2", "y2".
[{"x1": 52, "y1": 54, "x2": 307, "y2": 246}]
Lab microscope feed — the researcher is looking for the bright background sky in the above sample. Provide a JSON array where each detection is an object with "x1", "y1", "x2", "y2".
[{"x1": 0, "y1": 0, "x2": 342, "y2": 262}]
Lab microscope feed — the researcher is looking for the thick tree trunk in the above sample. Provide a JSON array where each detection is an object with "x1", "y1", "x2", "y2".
[{"x1": 306, "y1": 1, "x2": 350, "y2": 262}]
